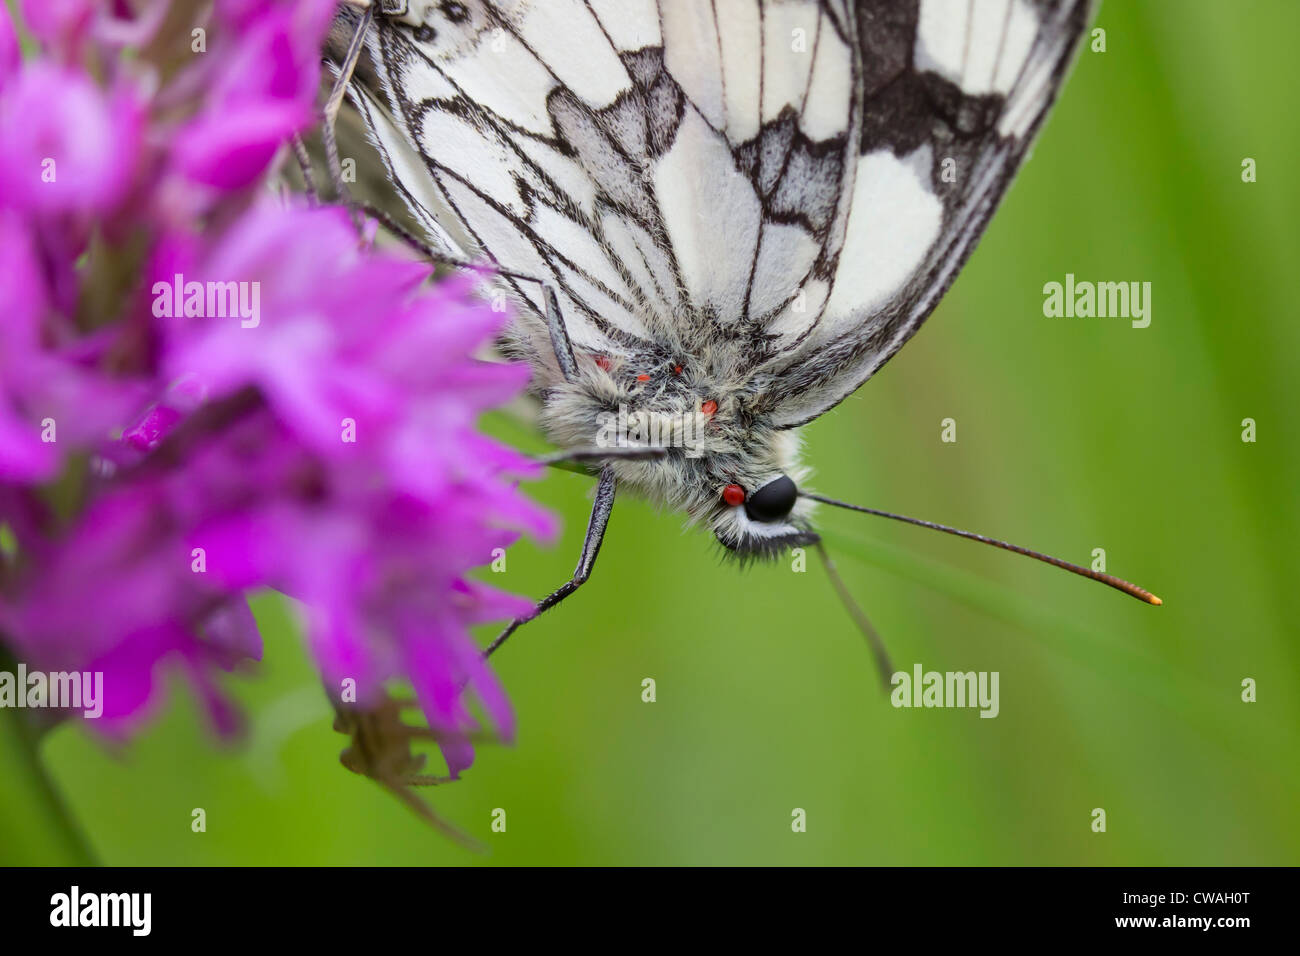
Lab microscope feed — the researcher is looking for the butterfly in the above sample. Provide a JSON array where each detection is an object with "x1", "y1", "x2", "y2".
[{"x1": 325, "y1": 0, "x2": 1158, "y2": 674}]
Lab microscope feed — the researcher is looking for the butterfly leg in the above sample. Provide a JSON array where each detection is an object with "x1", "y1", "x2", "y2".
[
  {"x1": 539, "y1": 283, "x2": 579, "y2": 380},
  {"x1": 322, "y1": 12, "x2": 579, "y2": 380},
  {"x1": 317, "y1": 2, "x2": 375, "y2": 217},
  {"x1": 485, "y1": 465, "x2": 616, "y2": 659},
  {"x1": 289, "y1": 134, "x2": 319, "y2": 203},
  {"x1": 353, "y1": 199, "x2": 580, "y2": 381}
]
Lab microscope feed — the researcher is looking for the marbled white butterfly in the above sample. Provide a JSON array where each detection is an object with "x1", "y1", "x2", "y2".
[{"x1": 323, "y1": 0, "x2": 1158, "y2": 674}]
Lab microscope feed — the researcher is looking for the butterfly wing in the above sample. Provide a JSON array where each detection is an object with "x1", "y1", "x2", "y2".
[
  {"x1": 343, "y1": 0, "x2": 1090, "y2": 415},
  {"x1": 753, "y1": 0, "x2": 1095, "y2": 427},
  {"x1": 341, "y1": 1, "x2": 866, "y2": 376}
]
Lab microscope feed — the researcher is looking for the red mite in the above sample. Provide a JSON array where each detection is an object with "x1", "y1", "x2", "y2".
[
  {"x1": 700, "y1": 399, "x2": 718, "y2": 416},
  {"x1": 722, "y1": 484, "x2": 746, "y2": 507},
  {"x1": 636, "y1": 373, "x2": 650, "y2": 382}
]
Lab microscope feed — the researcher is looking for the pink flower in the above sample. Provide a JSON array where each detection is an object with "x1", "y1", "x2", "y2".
[
  {"x1": 0, "y1": 1, "x2": 556, "y2": 779},
  {"x1": 173, "y1": 0, "x2": 335, "y2": 189},
  {"x1": 0, "y1": 62, "x2": 142, "y2": 214}
]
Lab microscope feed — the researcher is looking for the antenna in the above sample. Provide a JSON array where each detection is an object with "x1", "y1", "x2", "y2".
[
  {"x1": 803, "y1": 493, "x2": 1162, "y2": 606},
  {"x1": 814, "y1": 541, "x2": 895, "y2": 689}
]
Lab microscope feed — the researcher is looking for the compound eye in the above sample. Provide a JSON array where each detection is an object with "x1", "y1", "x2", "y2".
[{"x1": 744, "y1": 475, "x2": 797, "y2": 523}]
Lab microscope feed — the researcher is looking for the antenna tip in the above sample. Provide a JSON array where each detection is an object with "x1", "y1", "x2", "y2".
[{"x1": 1148, "y1": 594, "x2": 1163, "y2": 606}]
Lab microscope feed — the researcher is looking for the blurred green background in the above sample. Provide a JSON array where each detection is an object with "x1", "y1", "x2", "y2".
[{"x1": 9, "y1": 1, "x2": 1300, "y2": 865}]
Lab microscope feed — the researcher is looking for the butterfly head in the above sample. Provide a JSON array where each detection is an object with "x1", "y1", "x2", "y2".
[
  {"x1": 538, "y1": 353, "x2": 819, "y2": 560},
  {"x1": 712, "y1": 473, "x2": 820, "y2": 559}
]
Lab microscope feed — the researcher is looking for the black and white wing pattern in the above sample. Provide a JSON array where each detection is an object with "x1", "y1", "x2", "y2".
[
  {"x1": 342, "y1": 0, "x2": 1091, "y2": 419},
  {"x1": 754, "y1": 0, "x2": 1093, "y2": 427}
]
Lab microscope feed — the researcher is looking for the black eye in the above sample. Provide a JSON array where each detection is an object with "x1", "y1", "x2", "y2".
[{"x1": 744, "y1": 475, "x2": 797, "y2": 523}]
